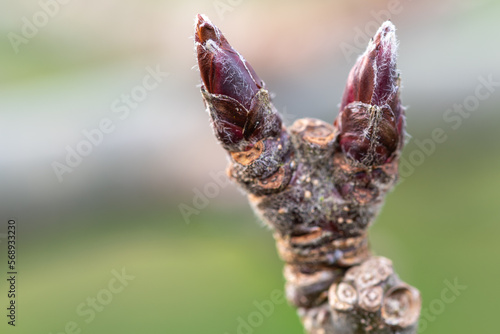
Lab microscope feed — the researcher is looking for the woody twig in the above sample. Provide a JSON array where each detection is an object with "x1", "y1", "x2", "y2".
[{"x1": 194, "y1": 14, "x2": 421, "y2": 334}]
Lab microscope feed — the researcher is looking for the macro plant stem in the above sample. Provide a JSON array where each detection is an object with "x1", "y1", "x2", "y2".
[{"x1": 194, "y1": 14, "x2": 421, "y2": 334}]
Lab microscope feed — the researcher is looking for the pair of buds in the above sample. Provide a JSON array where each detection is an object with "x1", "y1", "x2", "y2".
[{"x1": 195, "y1": 14, "x2": 405, "y2": 167}]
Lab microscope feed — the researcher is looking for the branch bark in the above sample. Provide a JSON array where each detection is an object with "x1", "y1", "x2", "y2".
[{"x1": 194, "y1": 14, "x2": 421, "y2": 333}]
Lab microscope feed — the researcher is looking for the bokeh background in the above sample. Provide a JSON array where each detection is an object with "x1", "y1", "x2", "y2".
[{"x1": 1, "y1": 0, "x2": 499, "y2": 333}]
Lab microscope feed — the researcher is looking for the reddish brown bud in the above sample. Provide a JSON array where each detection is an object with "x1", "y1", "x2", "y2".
[
  {"x1": 340, "y1": 21, "x2": 400, "y2": 112},
  {"x1": 195, "y1": 14, "x2": 281, "y2": 151},
  {"x1": 336, "y1": 21, "x2": 405, "y2": 166},
  {"x1": 195, "y1": 14, "x2": 263, "y2": 109}
]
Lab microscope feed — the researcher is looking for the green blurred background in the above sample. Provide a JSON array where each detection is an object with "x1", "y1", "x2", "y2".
[{"x1": 1, "y1": 0, "x2": 499, "y2": 333}]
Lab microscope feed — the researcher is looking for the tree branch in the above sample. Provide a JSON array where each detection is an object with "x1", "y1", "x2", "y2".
[{"x1": 194, "y1": 14, "x2": 421, "y2": 333}]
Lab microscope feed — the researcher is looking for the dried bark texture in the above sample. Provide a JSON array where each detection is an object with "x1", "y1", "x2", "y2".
[{"x1": 194, "y1": 14, "x2": 421, "y2": 333}]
